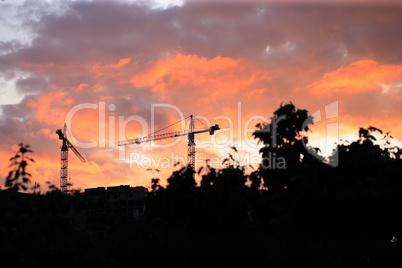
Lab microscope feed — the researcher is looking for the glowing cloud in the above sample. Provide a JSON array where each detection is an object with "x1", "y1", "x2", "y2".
[{"x1": 309, "y1": 60, "x2": 402, "y2": 95}]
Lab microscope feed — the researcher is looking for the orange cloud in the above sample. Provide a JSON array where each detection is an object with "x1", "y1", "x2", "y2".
[
  {"x1": 27, "y1": 90, "x2": 74, "y2": 127},
  {"x1": 130, "y1": 53, "x2": 270, "y2": 100},
  {"x1": 11, "y1": 54, "x2": 402, "y2": 192},
  {"x1": 309, "y1": 60, "x2": 402, "y2": 95},
  {"x1": 131, "y1": 54, "x2": 238, "y2": 87},
  {"x1": 3, "y1": 1, "x2": 402, "y2": 194},
  {"x1": 107, "y1": 58, "x2": 132, "y2": 68},
  {"x1": 91, "y1": 58, "x2": 135, "y2": 84},
  {"x1": 93, "y1": 57, "x2": 132, "y2": 70}
]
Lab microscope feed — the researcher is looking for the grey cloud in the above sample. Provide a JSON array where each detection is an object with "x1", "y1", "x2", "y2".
[
  {"x1": 2, "y1": 2, "x2": 400, "y2": 79},
  {"x1": 0, "y1": 40, "x2": 25, "y2": 56},
  {"x1": 0, "y1": 1, "x2": 400, "y2": 122},
  {"x1": 0, "y1": 117, "x2": 24, "y2": 136},
  {"x1": 16, "y1": 75, "x2": 48, "y2": 94},
  {"x1": 1, "y1": 97, "x2": 35, "y2": 119}
]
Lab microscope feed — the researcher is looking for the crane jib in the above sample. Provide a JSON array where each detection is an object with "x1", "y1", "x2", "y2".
[
  {"x1": 118, "y1": 125, "x2": 220, "y2": 147},
  {"x1": 117, "y1": 115, "x2": 220, "y2": 179}
]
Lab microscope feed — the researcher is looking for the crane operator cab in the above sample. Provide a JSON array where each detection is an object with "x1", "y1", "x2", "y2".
[{"x1": 209, "y1": 124, "x2": 220, "y2": 135}]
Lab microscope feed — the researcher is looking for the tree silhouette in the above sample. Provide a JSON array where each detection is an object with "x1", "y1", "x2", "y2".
[
  {"x1": 147, "y1": 168, "x2": 163, "y2": 192},
  {"x1": 248, "y1": 170, "x2": 262, "y2": 191},
  {"x1": 214, "y1": 164, "x2": 247, "y2": 191},
  {"x1": 151, "y1": 178, "x2": 161, "y2": 192},
  {"x1": 253, "y1": 102, "x2": 313, "y2": 192},
  {"x1": 199, "y1": 159, "x2": 217, "y2": 189},
  {"x1": 5, "y1": 143, "x2": 35, "y2": 191},
  {"x1": 253, "y1": 102, "x2": 312, "y2": 147},
  {"x1": 166, "y1": 165, "x2": 196, "y2": 192},
  {"x1": 358, "y1": 126, "x2": 383, "y2": 144},
  {"x1": 221, "y1": 146, "x2": 241, "y2": 169},
  {"x1": 3, "y1": 104, "x2": 402, "y2": 267}
]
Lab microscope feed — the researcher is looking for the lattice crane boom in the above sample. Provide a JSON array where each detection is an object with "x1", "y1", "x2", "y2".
[
  {"x1": 118, "y1": 115, "x2": 220, "y2": 171},
  {"x1": 56, "y1": 124, "x2": 86, "y2": 193},
  {"x1": 117, "y1": 128, "x2": 218, "y2": 146}
]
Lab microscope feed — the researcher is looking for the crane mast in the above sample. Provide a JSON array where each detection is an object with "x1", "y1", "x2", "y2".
[
  {"x1": 56, "y1": 124, "x2": 86, "y2": 193},
  {"x1": 187, "y1": 115, "x2": 195, "y2": 169},
  {"x1": 60, "y1": 138, "x2": 68, "y2": 192}
]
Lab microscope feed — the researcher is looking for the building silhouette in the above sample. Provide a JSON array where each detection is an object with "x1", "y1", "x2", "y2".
[{"x1": 84, "y1": 185, "x2": 148, "y2": 219}]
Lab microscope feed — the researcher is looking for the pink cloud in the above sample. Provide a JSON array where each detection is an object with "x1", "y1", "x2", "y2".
[
  {"x1": 1, "y1": 1, "x2": 402, "y2": 191},
  {"x1": 309, "y1": 60, "x2": 402, "y2": 95}
]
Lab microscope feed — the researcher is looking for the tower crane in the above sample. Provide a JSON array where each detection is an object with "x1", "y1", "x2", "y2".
[
  {"x1": 56, "y1": 124, "x2": 86, "y2": 193},
  {"x1": 118, "y1": 115, "x2": 220, "y2": 173}
]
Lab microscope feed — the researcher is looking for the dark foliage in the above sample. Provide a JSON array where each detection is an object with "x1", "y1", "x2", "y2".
[
  {"x1": 253, "y1": 102, "x2": 315, "y2": 192},
  {"x1": 2, "y1": 104, "x2": 402, "y2": 267},
  {"x1": 5, "y1": 143, "x2": 35, "y2": 191}
]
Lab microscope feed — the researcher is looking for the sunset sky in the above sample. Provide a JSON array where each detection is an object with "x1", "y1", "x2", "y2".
[{"x1": 1, "y1": 0, "x2": 402, "y2": 191}]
